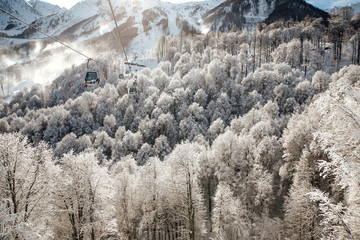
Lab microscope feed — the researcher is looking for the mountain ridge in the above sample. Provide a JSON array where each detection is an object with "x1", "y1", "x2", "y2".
[
  {"x1": 0, "y1": 0, "x2": 65, "y2": 36},
  {"x1": 326, "y1": 2, "x2": 360, "y2": 16},
  {"x1": 0, "y1": 0, "x2": 329, "y2": 56},
  {"x1": 265, "y1": 0, "x2": 329, "y2": 24}
]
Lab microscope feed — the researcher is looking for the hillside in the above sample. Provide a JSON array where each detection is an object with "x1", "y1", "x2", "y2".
[
  {"x1": 265, "y1": 0, "x2": 329, "y2": 24},
  {"x1": 0, "y1": 0, "x2": 65, "y2": 36},
  {"x1": 0, "y1": 0, "x2": 331, "y2": 56},
  {"x1": 327, "y1": 2, "x2": 360, "y2": 15},
  {"x1": 0, "y1": 11, "x2": 360, "y2": 239}
]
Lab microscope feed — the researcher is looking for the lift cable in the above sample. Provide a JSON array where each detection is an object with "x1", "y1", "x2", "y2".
[
  {"x1": 0, "y1": 7, "x2": 146, "y2": 69},
  {"x1": 107, "y1": 0, "x2": 128, "y2": 63},
  {"x1": 0, "y1": 7, "x2": 92, "y2": 60},
  {"x1": 106, "y1": 0, "x2": 147, "y2": 68}
]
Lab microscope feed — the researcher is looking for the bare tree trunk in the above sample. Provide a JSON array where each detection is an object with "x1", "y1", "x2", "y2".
[
  {"x1": 24, "y1": 164, "x2": 40, "y2": 222},
  {"x1": 187, "y1": 172, "x2": 195, "y2": 240},
  {"x1": 78, "y1": 199, "x2": 84, "y2": 240},
  {"x1": 89, "y1": 182, "x2": 96, "y2": 240},
  {"x1": 8, "y1": 170, "x2": 17, "y2": 214},
  {"x1": 65, "y1": 200, "x2": 79, "y2": 240},
  {"x1": 357, "y1": 36, "x2": 360, "y2": 65},
  {"x1": 259, "y1": 35, "x2": 262, "y2": 68},
  {"x1": 300, "y1": 37, "x2": 304, "y2": 66},
  {"x1": 253, "y1": 32, "x2": 256, "y2": 73},
  {"x1": 180, "y1": 30, "x2": 183, "y2": 53},
  {"x1": 334, "y1": 41, "x2": 339, "y2": 70},
  {"x1": 208, "y1": 179, "x2": 212, "y2": 232}
]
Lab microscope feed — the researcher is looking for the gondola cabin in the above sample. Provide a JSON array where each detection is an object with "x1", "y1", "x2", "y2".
[
  {"x1": 128, "y1": 87, "x2": 137, "y2": 95},
  {"x1": 85, "y1": 71, "x2": 99, "y2": 86},
  {"x1": 128, "y1": 80, "x2": 137, "y2": 95}
]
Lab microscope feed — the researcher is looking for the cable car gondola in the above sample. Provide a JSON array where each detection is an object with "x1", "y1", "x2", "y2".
[
  {"x1": 128, "y1": 78, "x2": 137, "y2": 95},
  {"x1": 85, "y1": 71, "x2": 100, "y2": 86},
  {"x1": 85, "y1": 59, "x2": 100, "y2": 86},
  {"x1": 128, "y1": 86, "x2": 137, "y2": 95}
]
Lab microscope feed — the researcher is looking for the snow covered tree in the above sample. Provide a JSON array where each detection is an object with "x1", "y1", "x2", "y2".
[
  {"x1": 207, "y1": 117, "x2": 224, "y2": 145},
  {"x1": 156, "y1": 35, "x2": 167, "y2": 61},
  {"x1": 68, "y1": 92, "x2": 98, "y2": 137},
  {"x1": 43, "y1": 106, "x2": 70, "y2": 147},
  {"x1": 93, "y1": 130, "x2": 114, "y2": 160},
  {"x1": 136, "y1": 143, "x2": 155, "y2": 165},
  {"x1": 0, "y1": 133, "x2": 54, "y2": 239},
  {"x1": 309, "y1": 190, "x2": 355, "y2": 240},
  {"x1": 54, "y1": 132, "x2": 77, "y2": 158},
  {"x1": 206, "y1": 93, "x2": 232, "y2": 124},
  {"x1": 52, "y1": 150, "x2": 115, "y2": 240},
  {"x1": 153, "y1": 135, "x2": 171, "y2": 160},
  {"x1": 295, "y1": 80, "x2": 314, "y2": 105},
  {"x1": 207, "y1": 59, "x2": 226, "y2": 90},
  {"x1": 0, "y1": 118, "x2": 9, "y2": 132},
  {"x1": 307, "y1": 66, "x2": 360, "y2": 239},
  {"x1": 211, "y1": 131, "x2": 250, "y2": 197},
  {"x1": 311, "y1": 70, "x2": 331, "y2": 93},
  {"x1": 123, "y1": 105, "x2": 136, "y2": 132},
  {"x1": 212, "y1": 182, "x2": 250, "y2": 239},
  {"x1": 239, "y1": 43, "x2": 250, "y2": 76},
  {"x1": 137, "y1": 157, "x2": 173, "y2": 239},
  {"x1": 103, "y1": 114, "x2": 116, "y2": 136},
  {"x1": 329, "y1": 16, "x2": 347, "y2": 70},
  {"x1": 165, "y1": 142, "x2": 206, "y2": 240},
  {"x1": 174, "y1": 53, "x2": 195, "y2": 78},
  {"x1": 284, "y1": 151, "x2": 319, "y2": 240},
  {"x1": 194, "y1": 88, "x2": 208, "y2": 108},
  {"x1": 152, "y1": 69, "x2": 170, "y2": 92},
  {"x1": 111, "y1": 156, "x2": 141, "y2": 239}
]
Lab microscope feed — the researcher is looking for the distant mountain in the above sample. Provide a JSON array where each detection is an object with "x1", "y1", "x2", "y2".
[
  {"x1": 202, "y1": 0, "x2": 275, "y2": 31},
  {"x1": 265, "y1": 0, "x2": 329, "y2": 24},
  {"x1": 0, "y1": 0, "x2": 65, "y2": 36},
  {"x1": 26, "y1": 0, "x2": 64, "y2": 16},
  {"x1": 326, "y1": 2, "x2": 360, "y2": 16},
  {"x1": 0, "y1": 0, "x2": 230, "y2": 55},
  {"x1": 0, "y1": 0, "x2": 330, "y2": 56}
]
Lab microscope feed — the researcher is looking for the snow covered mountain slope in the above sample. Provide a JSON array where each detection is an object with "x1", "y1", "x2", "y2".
[
  {"x1": 203, "y1": 0, "x2": 275, "y2": 31},
  {"x1": 351, "y1": 2, "x2": 360, "y2": 14},
  {"x1": 1, "y1": 0, "x2": 228, "y2": 54},
  {"x1": 265, "y1": 0, "x2": 329, "y2": 24},
  {"x1": 326, "y1": 2, "x2": 360, "y2": 16},
  {"x1": 0, "y1": 0, "x2": 329, "y2": 57},
  {"x1": 26, "y1": 0, "x2": 64, "y2": 16},
  {"x1": 0, "y1": 0, "x2": 65, "y2": 36}
]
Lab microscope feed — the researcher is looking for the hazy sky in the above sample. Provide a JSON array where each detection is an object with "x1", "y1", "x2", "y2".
[
  {"x1": 42, "y1": 0, "x2": 359, "y2": 10},
  {"x1": 306, "y1": 0, "x2": 359, "y2": 9}
]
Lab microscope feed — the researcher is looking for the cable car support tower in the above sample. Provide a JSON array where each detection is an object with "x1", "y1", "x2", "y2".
[{"x1": 107, "y1": 0, "x2": 146, "y2": 70}]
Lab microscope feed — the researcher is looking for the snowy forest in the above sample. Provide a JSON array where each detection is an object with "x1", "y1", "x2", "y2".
[{"x1": 1, "y1": 8, "x2": 360, "y2": 240}]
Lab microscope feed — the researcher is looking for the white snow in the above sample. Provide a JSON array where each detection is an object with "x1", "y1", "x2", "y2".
[
  {"x1": 0, "y1": 0, "x2": 64, "y2": 36},
  {"x1": 0, "y1": 0, "x2": 275, "y2": 99},
  {"x1": 326, "y1": 2, "x2": 360, "y2": 15}
]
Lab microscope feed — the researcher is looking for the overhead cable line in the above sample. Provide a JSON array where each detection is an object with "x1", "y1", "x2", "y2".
[
  {"x1": 0, "y1": 7, "x2": 92, "y2": 60},
  {"x1": 107, "y1": 0, "x2": 128, "y2": 63},
  {"x1": 90, "y1": 1, "x2": 147, "y2": 69},
  {"x1": 106, "y1": 0, "x2": 146, "y2": 68},
  {"x1": 0, "y1": 6, "x2": 146, "y2": 69}
]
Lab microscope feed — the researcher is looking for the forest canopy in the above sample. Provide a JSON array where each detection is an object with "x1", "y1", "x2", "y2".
[{"x1": 0, "y1": 13, "x2": 360, "y2": 239}]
